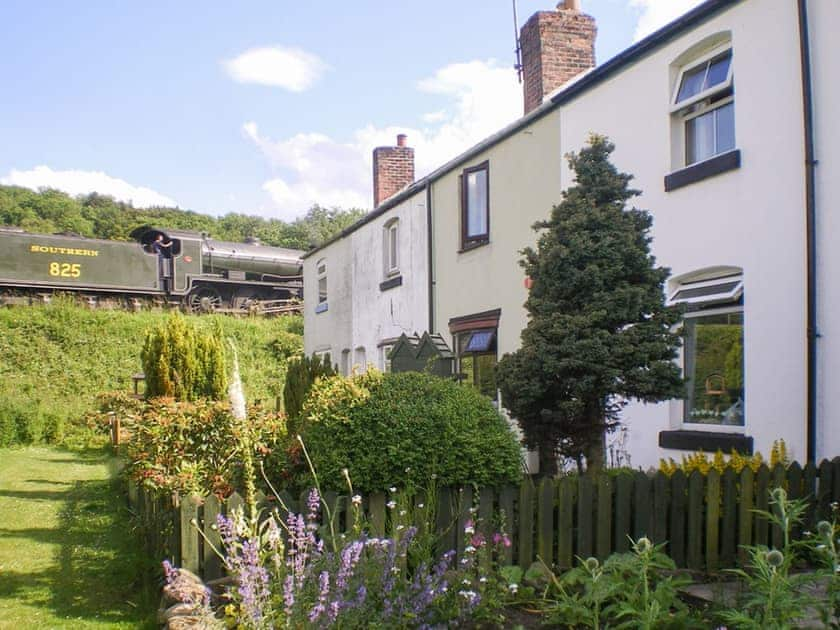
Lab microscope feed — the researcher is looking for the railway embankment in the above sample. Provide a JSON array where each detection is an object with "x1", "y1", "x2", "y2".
[{"x1": 0, "y1": 299, "x2": 302, "y2": 448}]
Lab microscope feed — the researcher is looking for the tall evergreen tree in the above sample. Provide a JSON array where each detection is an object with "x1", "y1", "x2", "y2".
[{"x1": 496, "y1": 135, "x2": 684, "y2": 475}]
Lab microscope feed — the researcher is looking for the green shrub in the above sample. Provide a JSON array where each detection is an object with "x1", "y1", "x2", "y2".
[
  {"x1": 140, "y1": 312, "x2": 227, "y2": 401},
  {"x1": 282, "y1": 353, "x2": 336, "y2": 423},
  {"x1": 125, "y1": 398, "x2": 287, "y2": 496},
  {"x1": 0, "y1": 399, "x2": 64, "y2": 446},
  {"x1": 297, "y1": 371, "x2": 522, "y2": 492}
]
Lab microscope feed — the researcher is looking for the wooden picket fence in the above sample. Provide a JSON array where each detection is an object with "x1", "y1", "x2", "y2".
[{"x1": 128, "y1": 458, "x2": 840, "y2": 581}]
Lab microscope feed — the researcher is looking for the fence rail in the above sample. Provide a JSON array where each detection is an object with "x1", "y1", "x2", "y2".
[{"x1": 128, "y1": 458, "x2": 840, "y2": 581}]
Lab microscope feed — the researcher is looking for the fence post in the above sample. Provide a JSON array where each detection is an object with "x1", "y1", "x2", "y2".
[
  {"x1": 204, "y1": 494, "x2": 223, "y2": 580},
  {"x1": 720, "y1": 468, "x2": 737, "y2": 567},
  {"x1": 577, "y1": 475, "x2": 594, "y2": 560},
  {"x1": 633, "y1": 471, "x2": 651, "y2": 542},
  {"x1": 519, "y1": 479, "x2": 535, "y2": 568},
  {"x1": 557, "y1": 477, "x2": 575, "y2": 570},
  {"x1": 687, "y1": 470, "x2": 704, "y2": 571},
  {"x1": 817, "y1": 459, "x2": 833, "y2": 521},
  {"x1": 670, "y1": 470, "x2": 687, "y2": 568},
  {"x1": 180, "y1": 495, "x2": 202, "y2": 575},
  {"x1": 498, "y1": 484, "x2": 516, "y2": 566},
  {"x1": 754, "y1": 465, "x2": 770, "y2": 546},
  {"x1": 705, "y1": 469, "x2": 720, "y2": 573},
  {"x1": 596, "y1": 475, "x2": 612, "y2": 560},
  {"x1": 614, "y1": 473, "x2": 632, "y2": 553},
  {"x1": 537, "y1": 479, "x2": 554, "y2": 568},
  {"x1": 738, "y1": 466, "x2": 754, "y2": 565}
]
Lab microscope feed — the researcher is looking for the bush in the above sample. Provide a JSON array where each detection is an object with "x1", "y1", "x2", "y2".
[
  {"x1": 140, "y1": 312, "x2": 227, "y2": 401},
  {"x1": 125, "y1": 398, "x2": 287, "y2": 496},
  {"x1": 297, "y1": 371, "x2": 522, "y2": 492},
  {"x1": 282, "y1": 353, "x2": 336, "y2": 423},
  {"x1": 0, "y1": 399, "x2": 65, "y2": 447}
]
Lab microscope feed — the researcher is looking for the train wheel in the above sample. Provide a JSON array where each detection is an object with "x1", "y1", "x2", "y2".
[
  {"x1": 187, "y1": 286, "x2": 222, "y2": 313},
  {"x1": 232, "y1": 289, "x2": 261, "y2": 312}
]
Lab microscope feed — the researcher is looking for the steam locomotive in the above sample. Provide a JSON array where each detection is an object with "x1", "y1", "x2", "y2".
[{"x1": 0, "y1": 225, "x2": 304, "y2": 312}]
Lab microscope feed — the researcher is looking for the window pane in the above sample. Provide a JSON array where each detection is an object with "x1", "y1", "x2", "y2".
[
  {"x1": 704, "y1": 52, "x2": 731, "y2": 90},
  {"x1": 684, "y1": 311, "x2": 744, "y2": 426},
  {"x1": 676, "y1": 64, "x2": 707, "y2": 103},
  {"x1": 389, "y1": 226, "x2": 398, "y2": 270},
  {"x1": 318, "y1": 277, "x2": 327, "y2": 303},
  {"x1": 715, "y1": 102, "x2": 735, "y2": 154},
  {"x1": 466, "y1": 169, "x2": 488, "y2": 238},
  {"x1": 686, "y1": 110, "x2": 715, "y2": 164}
]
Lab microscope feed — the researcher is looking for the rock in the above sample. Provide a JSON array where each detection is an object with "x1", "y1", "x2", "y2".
[
  {"x1": 162, "y1": 575, "x2": 209, "y2": 607},
  {"x1": 163, "y1": 602, "x2": 200, "y2": 622},
  {"x1": 166, "y1": 615, "x2": 203, "y2": 629}
]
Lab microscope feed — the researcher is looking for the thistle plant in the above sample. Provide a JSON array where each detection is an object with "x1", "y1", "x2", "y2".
[{"x1": 716, "y1": 487, "x2": 819, "y2": 629}]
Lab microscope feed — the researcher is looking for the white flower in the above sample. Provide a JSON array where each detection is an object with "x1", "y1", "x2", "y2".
[
  {"x1": 396, "y1": 525, "x2": 405, "y2": 531},
  {"x1": 465, "y1": 545, "x2": 476, "y2": 554},
  {"x1": 386, "y1": 500, "x2": 397, "y2": 509},
  {"x1": 462, "y1": 578, "x2": 471, "y2": 585},
  {"x1": 399, "y1": 510, "x2": 407, "y2": 516},
  {"x1": 389, "y1": 487, "x2": 397, "y2": 493},
  {"x1": 464, "y1": 526, "x2": 475, "y2": 535},
  {"x1": 509, "y1": 583, "x2": 519, "y2": 593},
  {"x1": 391, "y1": 566, "x2": 400, "y2": 574},
  {"x1": 404, "y1": 467, "x2": 411, "y2": 473},
  {"x1": 417, "y1": 503, "x2": 425, "y2": 509},
  {"x1": 479, "y1": 576, "x2": 488, "y2": 583},
  {"x1": 351, "y1": 495, "x2": 362, "y2": 506}
]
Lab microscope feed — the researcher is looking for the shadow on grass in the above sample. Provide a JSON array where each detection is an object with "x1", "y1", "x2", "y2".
[{"x1": 0, "y1": 463, "x2": 158, "y2": 628}]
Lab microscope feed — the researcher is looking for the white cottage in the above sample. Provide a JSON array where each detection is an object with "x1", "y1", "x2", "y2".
[{"x1": 303, "y1": 0, "x2": 839, "y2": 470}]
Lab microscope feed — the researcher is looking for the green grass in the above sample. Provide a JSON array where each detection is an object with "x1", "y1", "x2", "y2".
[
  {"x1": 0, "y1": 300, "x2": 302, "y2": 446},
  {"x1": 0, "y1": 445, "x2": 157, "y2": 629}
]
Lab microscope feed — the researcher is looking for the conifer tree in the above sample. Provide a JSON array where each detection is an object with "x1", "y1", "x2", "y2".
[
  {"x1": 282, "y1": 353, "x2": 337, "y2": 429},
  {"x1": 496, "y1": 135, "x2": 684, "y2": 475}
]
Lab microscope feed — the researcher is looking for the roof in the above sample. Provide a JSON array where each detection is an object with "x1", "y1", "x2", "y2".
[{"x1": 303, "y1": 0, "x2": 740, "y2": 260}]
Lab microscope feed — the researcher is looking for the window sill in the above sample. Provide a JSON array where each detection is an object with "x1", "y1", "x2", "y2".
[
  {"x1": 379, "y1": 275, "x2": 403, "y2": 292},
  {"x1": 458, "y1": 239, "x2": 489, "y2": 254},
  {"x1": 315, "y1": 302, "x2": 328, "y2": 314},
  {"x1": 664, "y1": 149, "x2": 741, "y2": 192},
  {"x1": 658, "y1": 429, "x2": 753, "y2": 454}
]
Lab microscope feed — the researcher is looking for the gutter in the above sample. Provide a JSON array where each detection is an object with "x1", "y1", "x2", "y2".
[
  {"x1": 426, "y1": 183, "x2": 435, "y2": 333},
  {"x1": 797, "y1": 0, "x2": 817, "y2": 464}
]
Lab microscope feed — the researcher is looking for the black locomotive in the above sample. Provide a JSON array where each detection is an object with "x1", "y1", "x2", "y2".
[{"x1": 0, "y1": 225, "x2": 303, "y2": 312}]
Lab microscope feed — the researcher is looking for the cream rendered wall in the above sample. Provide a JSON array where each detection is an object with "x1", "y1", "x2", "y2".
[
  {"x1": 431, "y1": 111, "x2": 564, "y2": 357},
  {"x1": 349, "y1": 192, "x2": 429, "y2": 372},
  {"x1": 303, "y1": 237, "x2": 353, "y2": 367},
  {"x1": 432, "y1": 0, "x2": 813, "y2": 469},
  {"x1": 303, "y1": 191, "x2": 429, "y2": 374},
  {"x1": 811, "y1": 0, "x2": 840, "y2": 461}
]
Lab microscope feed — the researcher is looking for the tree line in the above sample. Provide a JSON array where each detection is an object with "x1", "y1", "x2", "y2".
[{"x1": 0, "y1": 185, "x2": 367, "y2": 250}]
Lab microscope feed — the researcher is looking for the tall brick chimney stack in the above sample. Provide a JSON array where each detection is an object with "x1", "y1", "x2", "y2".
[
  {"x1": 520, "y1": 0, "x2": 597, "y2": 115},
  {"x1": 373, "y1": 134, "x2": 415, "y2": 207}
]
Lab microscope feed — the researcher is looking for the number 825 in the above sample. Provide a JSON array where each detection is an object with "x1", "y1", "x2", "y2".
[{"x1": 49, "y1": 262, "x2": 81, "y2": 278}]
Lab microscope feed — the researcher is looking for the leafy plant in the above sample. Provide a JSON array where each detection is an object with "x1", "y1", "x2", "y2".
[
  {"x1": 140, "y1": 312, "x2": 227, "y2": 401},
  {"x1": 282, "y1": 353, "x2": 337, "y2": 423},
  {"x1": 716, "y1": 487, "x2": 821, "y2": 629},
  {"x1": 543, "y1": 538, "x2": 697, "y2": 629},
  {"x1": 297, "y1": 371, "x2": 522, "y2": 493}
]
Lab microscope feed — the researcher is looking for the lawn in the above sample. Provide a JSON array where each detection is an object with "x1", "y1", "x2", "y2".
[{"x1": 0, "y1": 445, "x2": 156, "y2": 629}]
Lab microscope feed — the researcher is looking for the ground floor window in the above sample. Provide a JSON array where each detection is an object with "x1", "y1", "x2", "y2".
[
  {"x1": 456, "y1": 329, "x2": 497, "y2": 399},
  {"x1": 379, "y1": 343, "x2": 395, "y2": 372},
  {"x1": 670, "y1": 273, "x2": 744, "y2": 427}
]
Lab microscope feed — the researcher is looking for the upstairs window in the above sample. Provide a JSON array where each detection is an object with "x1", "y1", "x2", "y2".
[
  {"x1": 669, "y1": 273, "x2": 744, "y2": 427},
  {"x1": 460, "y1": 161, "x2": 489, "y2": 249},
  {"x1": 672, "y1": 47, "x2": 734, "y2": 166},
  {"x1": 315, "y1": 258, "x2": 328, "y2": 313},
  {"x1": 383, "y1": 219, "x2": 399, "y2": 277}
]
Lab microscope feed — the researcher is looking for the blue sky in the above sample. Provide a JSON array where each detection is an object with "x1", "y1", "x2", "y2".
[{"x1": 0, "y1": 1, "x2": 703, "y2": 221}]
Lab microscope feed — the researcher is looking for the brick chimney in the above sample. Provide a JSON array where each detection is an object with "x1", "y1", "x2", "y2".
[
  {"x1": 373, "y1": 134, "x2": 415, "y2": 207},
  {"x1": 520, "y1": 0, "x2": 597, "y2": 115}
]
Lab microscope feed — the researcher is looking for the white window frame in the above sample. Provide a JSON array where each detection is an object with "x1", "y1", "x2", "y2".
[
  {"x1": 380, "y1": 343, "x2": 394, "y2": 373},
  {"x1": 383, "y1": 219, "x2": 399, "y2": 277},
  {"x1": 670, "y1": 44, "x2": 733, "y2": 113},
  {"x1": 671, "y1": 44, "x2": 735, "y2": 168},
  {"x1": 669, "y1": 272, "x2": 745, "y2": 433},
  {"x1": 316, "y1": 258, "x2": 327, "y2": 305}
]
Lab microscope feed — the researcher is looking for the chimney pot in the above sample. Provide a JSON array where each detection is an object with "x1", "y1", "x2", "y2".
[
  {"x1": 558, "y1": 0, "x2": 581, "y2": 11},
  {"x1": 397, "y1": 134, "x2": 407, "y2": 147}
]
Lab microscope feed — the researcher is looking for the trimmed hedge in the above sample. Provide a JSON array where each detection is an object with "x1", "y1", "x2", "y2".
[{"x1": 298, "y1": 371, "x2": 522, "y2": 492}]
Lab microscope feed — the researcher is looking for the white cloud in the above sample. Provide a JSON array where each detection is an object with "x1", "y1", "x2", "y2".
[
  {"x1": 223, "y1": 46, "x2": 328, "y2": 92},
  {"x1": 628, "y1": 0, "x2": 706, "y2": 41},
  {"x1": 244, "y1": 59, "x2": 521, "y2": 219},
  {"x1": 0, "y1": 165, "x2": 177, "y2": 208}
]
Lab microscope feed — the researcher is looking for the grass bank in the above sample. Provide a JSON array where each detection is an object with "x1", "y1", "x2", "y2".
[
  {"x1": 0, "y1": 445, "x2": 156, "y2": 629},
  {"x1": 0, "y1": 301, "x2": 302, "y2": 446}
]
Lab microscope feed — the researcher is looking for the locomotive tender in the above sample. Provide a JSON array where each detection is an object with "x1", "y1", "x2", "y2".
[{"x1": 0, "y1": 225, "x2": 304, "y2": 312}]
